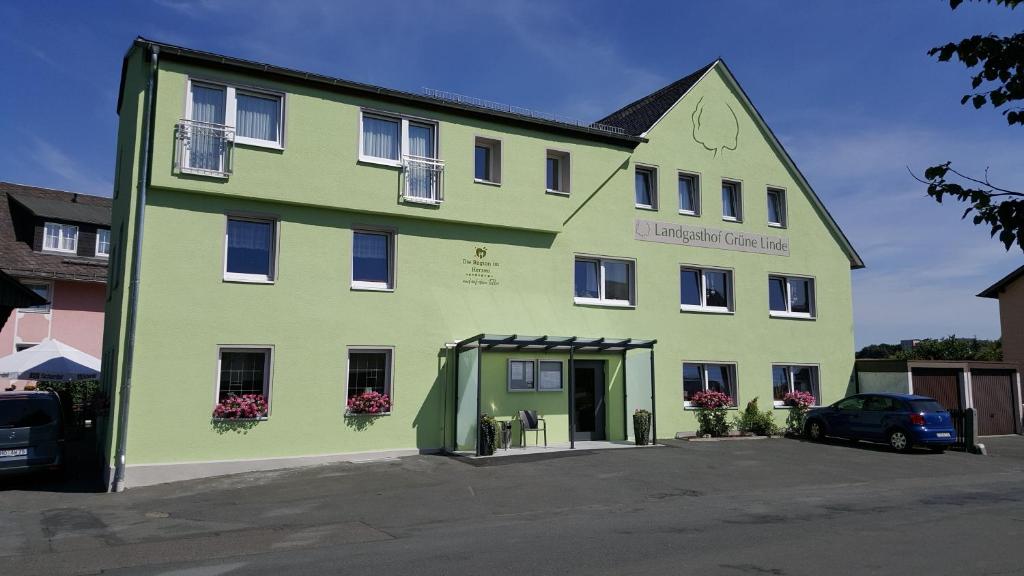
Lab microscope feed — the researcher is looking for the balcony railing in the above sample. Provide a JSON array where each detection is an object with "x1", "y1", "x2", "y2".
[
  {"x1": 174, "y1": 119, "x2": 235, "y2": 178},
  {"x1": 402, "y1": 154, "x2": 445, "y2": 204}
]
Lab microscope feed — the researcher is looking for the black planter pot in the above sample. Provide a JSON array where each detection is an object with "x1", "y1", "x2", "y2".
[
  {"x1": 633, "y1": 413, "x2": 651, "y2": 446},
  {"x1": 479, "y1": 421, "x2": 496, "y2": 455}
]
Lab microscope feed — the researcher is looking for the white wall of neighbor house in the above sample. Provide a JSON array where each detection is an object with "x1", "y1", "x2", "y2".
[{"x1": 857, "y1": 371, "x2": 910, "y2": 394}]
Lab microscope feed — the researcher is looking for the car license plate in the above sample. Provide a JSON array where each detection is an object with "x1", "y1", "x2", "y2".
[
  {"x1": 0, "y1": 449, "x2": 27, "y2": 457},
  {"x1": 936, "y1": 432, "x2": 951, "y2": 438}
]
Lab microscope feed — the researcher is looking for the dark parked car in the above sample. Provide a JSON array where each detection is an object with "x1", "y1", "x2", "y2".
[
  {"x1": 804, "y1": 393, "x2": 956, "y2": 452},
  {"x1": 0, "y1": 391, "x2": 64, "y2": 474}
]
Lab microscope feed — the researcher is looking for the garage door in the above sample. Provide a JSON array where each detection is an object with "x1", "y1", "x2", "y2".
[
  {"x1": 971, "y1": 370, "x2": 1017, "y2": 436},
  {"x1": 911, "y1": 368, "x2": 962, "y2": 410}
]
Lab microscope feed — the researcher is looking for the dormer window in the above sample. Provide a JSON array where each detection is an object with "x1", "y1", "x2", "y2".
[
  {"x1": 96, "y1": 228, "x2": 111, "y2": 258},
  {"x1": 43, "y1": 222, "x2": 78, "y2": 254}
]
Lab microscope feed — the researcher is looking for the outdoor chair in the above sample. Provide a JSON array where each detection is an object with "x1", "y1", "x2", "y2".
[{"x1": 518, "y1": 410, "x2": 546, "y2": 447}]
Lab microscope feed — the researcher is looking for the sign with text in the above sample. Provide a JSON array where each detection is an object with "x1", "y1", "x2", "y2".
[{"x1": 634, "y1": 219, "x2": 789, "y2": 257}]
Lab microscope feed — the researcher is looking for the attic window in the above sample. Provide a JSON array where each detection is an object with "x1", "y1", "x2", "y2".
[{"x1": 43, "y1": 222, "x2": 78, "y2": 254}]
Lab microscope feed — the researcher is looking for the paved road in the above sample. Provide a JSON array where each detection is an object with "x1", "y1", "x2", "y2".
[{"x1": 3, "y1": 436, "x2": 1024, "y2": 575}]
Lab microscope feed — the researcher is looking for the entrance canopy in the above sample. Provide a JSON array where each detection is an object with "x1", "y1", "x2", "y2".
[{"x1": 452, "y1": 334, "x2": 657, "y2": 455}]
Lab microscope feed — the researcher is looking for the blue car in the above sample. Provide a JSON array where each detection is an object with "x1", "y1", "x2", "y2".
[
  {"x1": 0, "y1": 391, "x2": 64, "y2": 475},
  {"x1": 804, "y1": 393, "x2": 957, "y2": 452}
]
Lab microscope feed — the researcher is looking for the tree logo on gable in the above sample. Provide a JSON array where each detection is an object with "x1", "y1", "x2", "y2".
[{"x1": 691, "y1": 96, "x2": 739, "y2": 157}]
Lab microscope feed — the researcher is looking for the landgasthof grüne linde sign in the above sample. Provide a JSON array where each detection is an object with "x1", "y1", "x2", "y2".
[{"x1": 634, "y1": 219, "x2": 790, "y2": 257}]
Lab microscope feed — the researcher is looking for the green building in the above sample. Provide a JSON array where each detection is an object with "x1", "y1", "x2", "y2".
[{"x1": 101, "y1": 37, "x2": 863, "y2": 489}]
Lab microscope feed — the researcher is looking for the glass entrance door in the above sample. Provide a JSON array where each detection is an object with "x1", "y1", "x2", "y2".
[{"x1": 573, "y1": 361, "x2": 606, "y2": 441}]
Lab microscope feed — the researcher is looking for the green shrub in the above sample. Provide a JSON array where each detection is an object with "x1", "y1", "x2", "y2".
[{"x1": 732, "y1": 397, "x2": 781, "y2": 437}]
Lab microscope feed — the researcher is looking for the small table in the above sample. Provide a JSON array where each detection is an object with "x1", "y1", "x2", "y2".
[{"x1": 496, "y1": 420, "x2": 514, "y2": 450}]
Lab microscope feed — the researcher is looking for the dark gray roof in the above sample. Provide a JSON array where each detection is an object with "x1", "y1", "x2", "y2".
[
  {"x1": 0, "y1": 268, "x2": 47, "y2": 309},
  {"x1": 979, "y1": 265, "x2": 1024, "y2": 298},
  {"x1": 596, "y1": 61, "x2": 717, "y2": 136},
  {"x1": 8, "y1": 191, "x2": 111, "y2": 226}
]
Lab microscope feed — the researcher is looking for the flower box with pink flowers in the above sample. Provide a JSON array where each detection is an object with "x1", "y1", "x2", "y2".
[
  {"x1": 345, "y1": 391, "x2": 392, "y2": 416},
  {"x1": 211, "y1": 394, "x2": 268, "y2": 421}
]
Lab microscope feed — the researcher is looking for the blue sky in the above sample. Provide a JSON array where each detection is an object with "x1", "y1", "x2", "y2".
[{"x1": 1, "y1": 1, "x2": 1021, "y2": 347}]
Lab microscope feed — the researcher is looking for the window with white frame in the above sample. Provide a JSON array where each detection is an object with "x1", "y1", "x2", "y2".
[
  {"x1": 224, "y1": 216, "x2": 276, "y2": 283},
  {"x1": 767, "y1": 188, "x2": 786, "y2": 227},
  {"x1": 721, "y1": 180, "x2": 742, "y2": 222},
  {"x1": 679, "y1": 172, "x2": 700, "y2": 216},
  {"x1": 574, "y1": 256, "x2": 635, "y2": 306},
  {"x1": 546, "y1": 150, "x2": 570, "y2": 194},
  {"x1": 351, "y1": 229, "x2": 394, "y2": 290},
  {"x1": 680, "y1": 267, "x2": 733, "y2": 312},
  {"x1": 20, "y1": 282, "x2": 50, "y2": 313},
  {"x1": 683, "y1": 362, "x2": 738, "y2": 407},
  {"x1": 635, "y1": 166, "x2": 657, "y2": 209},
  {"x1": 217, "y1": 348, "x2": 271, "y2": 404},
  {"x1": 772, "y1": 365, "x2": 820, "y2": 407},
  {"x1": 188, "y1": 80, "x2": 283, "y2": 148},
  {"x1": 359, "y1": 110, "x2": 438, "y2": 166},
  {"x1": 43, "y1": 222, "x2": 78, "y2": 253},
  {"x1": 538, "y1": 361, "x2": 563, "y2": 391},
  {"x1": 95, "y1": 228, "x2": 111, "y2": 257},
  {"x1": 508, "y1": 359, "x2": 536, "y2": 391},
  {"x1": 347, "y1": 349, "x2": 393, "y2": 408},
  {"x1": 474, "y1": 136, "x2": 502, "y2": 184},
  {"x1": 769, "y1": 275, "x2": 815, "y2": 318}
]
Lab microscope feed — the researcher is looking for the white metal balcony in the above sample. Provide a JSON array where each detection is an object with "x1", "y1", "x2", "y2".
[
  {"x1": 402, "y1": 154, "x2": 444, "y2": 204},
  {"x1": 174, "y1": 119, "x2": 235, "y2": 178}
]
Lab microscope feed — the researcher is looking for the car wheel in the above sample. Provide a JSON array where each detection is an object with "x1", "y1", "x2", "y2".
[
  {"x1": 888, "y1": 429, "x2": 911, "y2": 452},
  {"x1": 806, "y1": 420, "x2": 824, "y2": 442}
]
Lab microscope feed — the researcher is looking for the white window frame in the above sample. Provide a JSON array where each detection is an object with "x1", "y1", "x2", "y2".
[
  {"x1": 767, "y1": 187, "x2": 787, "y2": 228},
  {"x1": 573, "y1": 255, "x2": 636, "y2": 308},
  {"x1": 772, "y1": 364, "x2": 820, "y2": 407},
  {"x1": 186, "y1": 78, "x2": 285, "y2": 150},
  {"x1": 43, "y1": 222, "x2": 78, "y2": 254},
  {"x1": 20, "y1": 281, "x2": 51, "y2": 314},
  {"x1": 538, "y1": 360, "x2": 564, "y2": 392},
  {"x1": 214, "y1": 346, "x2": 274, "y2": 418},
  {"x1": 634, "y1": 165, "x2": 658, "y2": 210},
  {"x1": 95, "y1": 228, "x2": 111, "y2": 258},
  {"x1": 680, "y1": 266, "x2": 734, "y2": 314},
  {"x1": 769, "y1": 274, "x2": 816, "y2": 319},
  {"x1": 545, "y1": 149, "x2": 571, "y2": 195},
  {"x1": 683, "y1": 361, "x2": 739, "y2": 408},
  {"x1": 474, "y1": 136, "x2": 502, "y2": 185},
  {"x1": 222, "y1": 214, "x2": 279, "y2": 284},
  {"x1": 345, "y1": 346, "x2": 395, "y2": 414},
  {"x1": 721, "y1": 179, "x2": 743, "y2": 222},
  {"x1": 351, "y1": 228, "x2": 396, "y2": 291},
  {"x1": 507, "y1": 359, "x2": 537, "y2": 392},
  {"x1": 358, "y1": 109, "x2": 439, "y2": 168},
  {"x1": 678, "y1": 171, "x2": 701, "y2": 216}
]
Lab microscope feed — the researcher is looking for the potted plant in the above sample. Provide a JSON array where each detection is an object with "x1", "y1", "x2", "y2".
[
  {"x1": 479, "y1": 414, "x2": 498, "y2": 455},
  {"x1": 633, "y1": 408, "x2": 652, "y2": 445},
  {"x1": 346, "y1": 391, "x2": 391, "y2": 415},
  {"x1": 783, "y1": 390, "x2": 816, "y2": 435},
  {"x1": 212, "y1": 394, "x2": 268, "y2": 420},
  {"x1": 731, "y1": 397, "x2": 781, "y2": 437},
  {"x1": 691, "y1": 390, "x2": 734, "y2": 437}
]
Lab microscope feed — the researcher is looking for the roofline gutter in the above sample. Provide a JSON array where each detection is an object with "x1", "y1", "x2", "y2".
[
  {"x1": 127, "y1": 37, "x2": 643, "y2": 148},
  {"x1": 112, "y1": 43, "x2": 158, "y2": 493}
]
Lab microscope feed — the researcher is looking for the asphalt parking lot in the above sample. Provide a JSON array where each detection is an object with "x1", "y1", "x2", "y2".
[{"x1": 3, "y1": 436, "x2": 1024, "y2": 575}]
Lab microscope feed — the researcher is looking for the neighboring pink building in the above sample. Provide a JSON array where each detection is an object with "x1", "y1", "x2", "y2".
[
  {"x1": 0, "y1": 182, "x2": 110, "y2": 387},
  {"x1": 980, "y1": 265, "x2": 1024, "y2": 369}
]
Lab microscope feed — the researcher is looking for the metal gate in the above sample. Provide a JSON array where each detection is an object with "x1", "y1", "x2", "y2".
[
  {"x1": 911, "y1": 368, "x2": 962, "y2": 410},
  {"x1": 971, "y1": 370, "x2": 1017, "y2": 436}
]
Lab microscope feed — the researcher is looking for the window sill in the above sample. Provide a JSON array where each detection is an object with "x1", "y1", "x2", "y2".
[
  {"x1": 357, "y1": 156, "x2": 402, "y2": 169},
  {"x1": 680, "y1": 306, "x2": 734, "y2": 315},
  {"x1": 223, "y1": 275, "x2": 275, "y2": 285},
  {"x1": 508, "y1": 388, "x2": 536, "y2": 393},
  {"x1": 538, "y1": 388, "x2": 564, "y2": 393},
  {"x1": 767, "y1": 222, "x2": 786, "y2": 229},
  {"x1": 545, "y1": 189, "x2": 570, "y2": 197},
  {"x1": 41, "y1": 248, "x2": 78, "y2": 255},
  {"x1": 678, "y1": 210, "x2": 700, "y2": 217},
  {"x1": 573, "y1": 297, "x2": 635, "y2": 309},
  {"x1": 684, "y1": 406, "x2": 739, "y2": 411},
  {"x1": 635, "y1": 204, "x2": 658, "y2": 211},
  {"x1": 19, "y1": 309, "x2": 50, "y2": 314},
  {"x1": 236, "y1": 138, "x2": 285, "y2": 151},
  {"x1": 211, "y1": 416, "x2": 268, "y2": 422},
  {"x1": 344, "y1": 411, "x2": 392, "y2": 418},
  {"x1": 351, "y1": 283, "x2": 394, "y2": 292},
  {"x1": 474, "y1": 178, "x2": 501, "y2": 187},
  {"x1": 401, "y1": 196, "x2": 443, "y2": 206},
  {"x1": 769, "y1": 312, "x2": 816, "y2": 321},
  {"x1": 721, "y1": 217, "x2": 742, "y2": 223}
]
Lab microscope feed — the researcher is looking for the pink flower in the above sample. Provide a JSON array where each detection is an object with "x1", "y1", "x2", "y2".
[
  {"x1": 347, "y1": 391, "x2": 392, "y2": 414},
  {"x1": 691, "y1": 390, "x2": 734, "y2": 409}
]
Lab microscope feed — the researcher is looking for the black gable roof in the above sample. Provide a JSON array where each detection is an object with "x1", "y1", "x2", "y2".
[{"x1": 596, "y1": 61, "x2": 717, "y2": 136}]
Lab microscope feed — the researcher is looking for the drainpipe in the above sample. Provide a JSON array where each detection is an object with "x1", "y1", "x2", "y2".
[{"x1": 112, "y1": 43, "x2": 158, "y2": 492}]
